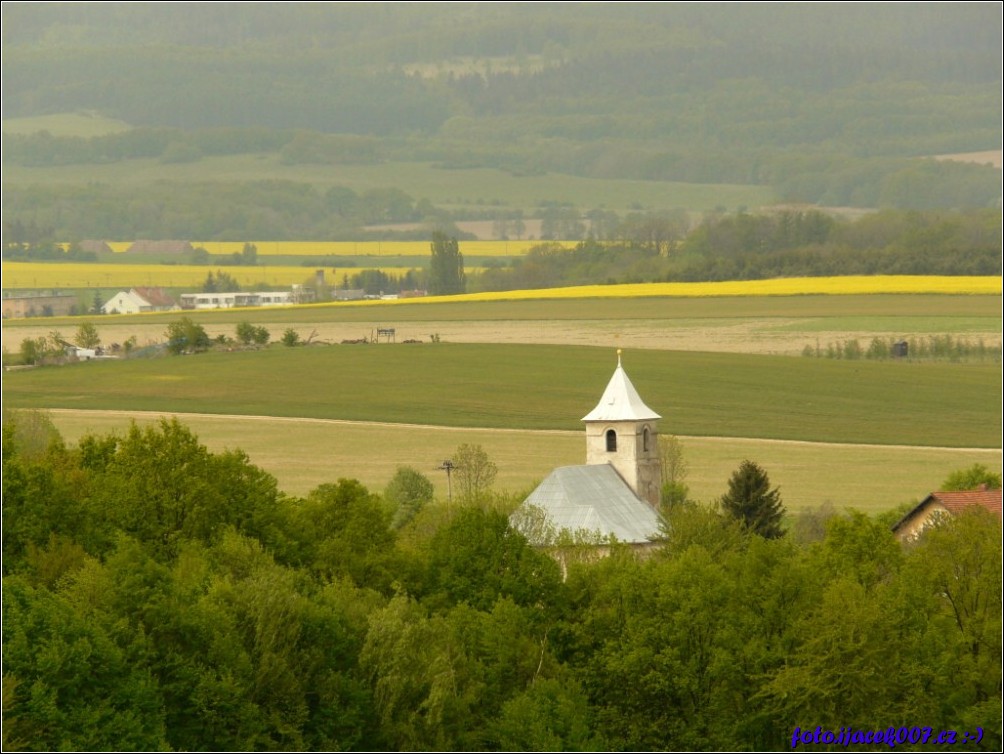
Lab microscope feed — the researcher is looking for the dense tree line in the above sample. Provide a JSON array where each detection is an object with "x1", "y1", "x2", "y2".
[
  {"x1": 4, "y1": 125, "x2": 999, "y2": 213},
  {"x1": 672, "y1": 208, "x2": 1003, "y2": 281},
  {"x1": 3, "y1": 411, "x2": 1000, "y2": 751},
  {"x1": 3, "y1": 206, "x2": 999, "y2": 293},
  {"x1": 472, "y1": 209, "x2": 1002, "y2": 291},
  {"x1": 2, "y1": 182, "x2": 457, "y2": 242}
]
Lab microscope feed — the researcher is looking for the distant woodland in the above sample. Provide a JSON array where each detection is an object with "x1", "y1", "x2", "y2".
[{"x1": 2, "y1": 2, "x2": 1001, "y2": 243}]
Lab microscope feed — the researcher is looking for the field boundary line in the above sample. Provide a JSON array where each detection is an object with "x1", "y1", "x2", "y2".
[{"x1": 44, "y1": 408, "x2": 1002, "y2": 454}]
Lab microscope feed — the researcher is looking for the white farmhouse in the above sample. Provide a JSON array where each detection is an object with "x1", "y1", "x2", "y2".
[{"x1": 102, "y1": 287, "x2": 178, "y2": 314}]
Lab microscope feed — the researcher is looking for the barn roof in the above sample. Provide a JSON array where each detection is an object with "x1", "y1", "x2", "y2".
[
  {"x1": 517, "y1": 464, "x2": 662, "y2": 544},
  {"x1": 582, "y1": 352, "x2": 661, "y2": 422}
]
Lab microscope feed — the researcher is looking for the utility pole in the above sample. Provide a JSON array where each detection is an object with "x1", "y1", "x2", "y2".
[{"x1": 439, "y1": 459, "x2": 455, "y2": 507}]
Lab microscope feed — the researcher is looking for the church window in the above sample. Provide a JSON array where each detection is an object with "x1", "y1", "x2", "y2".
[
  {"x1": 605, "y1": 429, "x2": 617, "y2": 452},
  {"x1": 643, "y1": 426, "x2": 650, "y2": 452}
]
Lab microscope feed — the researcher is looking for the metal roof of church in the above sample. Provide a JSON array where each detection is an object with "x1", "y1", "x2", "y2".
[
  {"x1": 582, "y1": 352, "x2": 661, "y2": 422},
  {"x1": 518, "y1": 464, "x2": 662, "y2": 544}
]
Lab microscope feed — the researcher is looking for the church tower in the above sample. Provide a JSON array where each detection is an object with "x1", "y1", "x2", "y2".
[{"x1": 582, "y1": 351, "x2": 662, "y2": 507}]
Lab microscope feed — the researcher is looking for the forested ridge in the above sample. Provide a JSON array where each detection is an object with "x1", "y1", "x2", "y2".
[
  {"x1": 3, "y1": 411, "x2": 1000, "y2": 751},
  {"x1": 2, "y1": 2, "x2": 1000, "y2": 234}
]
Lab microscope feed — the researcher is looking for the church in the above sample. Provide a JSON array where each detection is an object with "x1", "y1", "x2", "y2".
[{"x1": 511, "y1": 351, "x2": 664, "y2": 548}]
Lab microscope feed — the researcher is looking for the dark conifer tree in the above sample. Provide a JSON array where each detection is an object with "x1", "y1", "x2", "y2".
[{"x1": 719, "y1": 459, "x2": 785, "y2": 539}]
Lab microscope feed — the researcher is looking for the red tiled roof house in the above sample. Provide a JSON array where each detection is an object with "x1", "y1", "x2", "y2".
[{"x1": 892, "y1": 486, "x2": 1002, "y2": 542}]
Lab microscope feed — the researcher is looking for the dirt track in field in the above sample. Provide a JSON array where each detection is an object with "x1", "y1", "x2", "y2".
[
  {"x1": 43, "y1": 407, "x2": 998, "y2": 454},
  {"x1": 9, "y1": 317, "x2": 990, "y2": 357}
]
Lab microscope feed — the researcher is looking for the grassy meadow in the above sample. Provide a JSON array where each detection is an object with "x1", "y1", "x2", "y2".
[
  {"x1": 4, "y1": 343, "x2": 999, "y2": 447},
  {"x1": 5, "y1": 289, "x2": 999, "y2": 515},
  {"x1": 42, "y1": 408, "x2": 1001, "y2": 513},
  {"x1": 3, "y1": 291, "x2": 1000, "y2": 361},
  {"x1": 13, "y1": 290, "x2": 995, "y2": 327},
  {"x1": 2, "y1": 155, "x2": 775, "y2": 214}
]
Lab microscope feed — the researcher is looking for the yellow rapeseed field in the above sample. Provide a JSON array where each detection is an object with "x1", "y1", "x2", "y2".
[
  {"x1": 103, "y1": 240, "x2": 573, "y2": 257},
  {"x1": 5, "y1": 261, "x2": 998, "y2": 301},
  {"x1": 333, "y1": 275, "x2": 1002, "y2": 307}
]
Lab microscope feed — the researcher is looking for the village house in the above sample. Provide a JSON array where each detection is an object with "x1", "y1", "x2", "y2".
[
  {"x1": 102, "y1": 287, "x2": 179, "y2": 315},
  {"x1": 2, "y1": 291, "x2": 78, "y2": 319},
  {"x1": 891, "y1": 485, "x2": 1002, "y2": 542},
  {"x1": 510, "y1": 351, "x2": 664, "y2": 562}
]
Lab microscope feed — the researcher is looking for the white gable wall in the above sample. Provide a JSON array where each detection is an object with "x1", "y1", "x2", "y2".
[{"x1": 102, "y1": 291, "x2": 147, "y2": 314}]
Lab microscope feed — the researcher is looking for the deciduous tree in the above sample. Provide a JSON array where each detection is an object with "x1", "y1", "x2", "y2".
[
  {"x1": 165, "y1": 317, "x2": 210, "y2": 354},
  {"x1": 659, "y1": 433, "x2": 690, "y2": 510},
  {"x1": 452, "y1": 443, "x2": 497, "y2": 505},
  {"x1": 73, "y1": 321, "x2": 99, "y2": 351},
  {"x1": 384, "y1": 466, "x2": 434, "y2": 529},
  {"x1": 941, "y1": 463, "x2": 1002, "y2": 491},
  {"x1": 428, "y1": 231, "x2": 465, "y2": 295}
]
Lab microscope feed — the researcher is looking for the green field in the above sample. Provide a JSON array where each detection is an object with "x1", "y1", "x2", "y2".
[
  {"x1": 42, "y1": 409, "x2": 1000, "y2": 513},
  {"x1": 4, "y1": 343, "x2": 999, "y2": 447},
  {"x1": 5, "y1": 293, "x2": 999, "y2": 329},
  {"x1": 1, "y1": 112, "x2": 133, "y2": 137},
  {"x1": 6, "y1": 294, "x2": 999, "y2": 514},
  {"x1": 2, "y1": 155, "x2": 775, "y2": 214}
]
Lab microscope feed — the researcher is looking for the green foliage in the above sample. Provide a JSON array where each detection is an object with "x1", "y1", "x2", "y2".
[
  {"x1": 1, "y1": 413, "x2": 1001, "y2": 750},
  {"x1": 235, "y1": 321, "x2": 269, "y2": 346},
  {"x1": 719, "y1": 460, "x2": 785, "y2": 539},
  {"x1": 2, "y1": 576, "x2": 169, "y2": 751},
  {"x1": 941, "y1": 463, "x2": 1002, "y2": 491},
  {"x1": 283, "y1": 480, "x2": 397, "y2": 590},
  {"x1": 384, "y1": 466, "x2": 434, "y2": 529},
  {"x1": 1, "y1": 408, "x2": 62, "y2": 461},
  {"x1": 424, "y1": 507, "x2": 562, "y2": 613},
  {"x1": 281, "y1": 327, "x2": 301, "y2": 347},
  {"x1": 73, "y1": 321, "x2": 100, "y2": 349},
  {"x1": 659, "y1": 500, "x2": 746, "y2": 558},
  {"x1": 494, "y1": 676, "x2": 600, "y2": 751},
  {"x1": 658, "y1": 433, "x2": 690, "y2": 512},
  {"x1": 202, "y1": 269, "x2": 241, "y2": 292},
  {"x1": 452, "y1": 443, "x2": 498, "y2": 505},
  {"x1": 428, "y1": 232, "x2": 465, "y2": 296},
  {"x1": 89, "y1": 418, "x2": 281, "y2": 559},
  {"x1": 165, "y1": 317, "x2": 210, "y2": 354},
  {"x1": 18, "y1": 335, "x2": 59, "y2": 365},
  {"x1": 805, "y1": 334, "x2": 1002, "y2": 363}
]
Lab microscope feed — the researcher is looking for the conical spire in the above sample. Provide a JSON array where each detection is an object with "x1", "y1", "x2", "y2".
[{"x1": 582, "y1": 350, "x2": 661, "y2": 422}]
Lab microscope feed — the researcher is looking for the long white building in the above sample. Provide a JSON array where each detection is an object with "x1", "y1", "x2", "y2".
[{"x1": 179, "y1": 288, "x2": 314, "y2": 309}]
